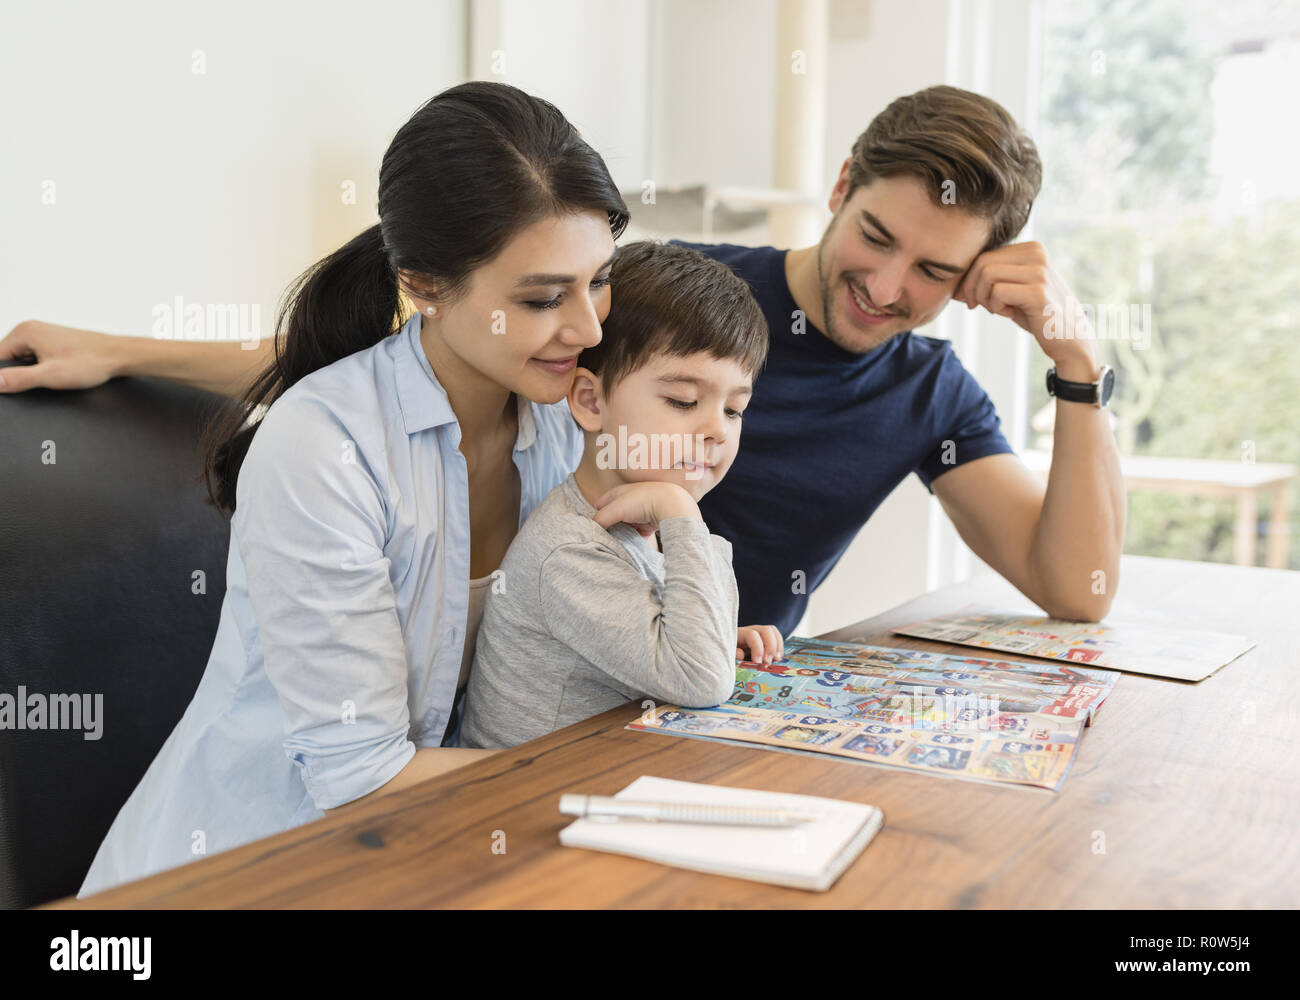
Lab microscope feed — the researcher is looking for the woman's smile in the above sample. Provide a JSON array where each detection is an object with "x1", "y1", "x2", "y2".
[{"x1": 531, "y1": 354, "x2": 579, "y2": 376}]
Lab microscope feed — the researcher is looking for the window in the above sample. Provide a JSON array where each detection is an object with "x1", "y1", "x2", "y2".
[{"x1": 1031, "y1": 0, "x2": 1300, "y2": 569}]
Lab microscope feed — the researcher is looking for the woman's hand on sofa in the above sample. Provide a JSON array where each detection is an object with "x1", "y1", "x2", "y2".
[
  {"x1": 0, "y1": 318, "x2": 273, "y2": 397},
  {"x1": 0, "y1": 319, "x2": 124, "y2": 393}
]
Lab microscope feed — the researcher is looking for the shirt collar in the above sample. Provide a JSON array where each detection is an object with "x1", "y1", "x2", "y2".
[
  {"x1": 562, "y1": 471, "x2": 596, "y2": 516},
  {"x1": 395, "y1": 310, "x2": 540, "y2": 454},
  {"x1": 513, "y1": 388, "x2": 538, "y2": 453}
]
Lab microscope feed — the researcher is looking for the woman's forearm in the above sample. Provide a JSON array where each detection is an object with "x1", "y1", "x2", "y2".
[
  {"x1": 0, "y1": 320, "x2": 273, "y2": 397},
  {"x1": 323, "y1": 746, "x2": 500, "y2": 817},
  {"x1": 113, "y1": 333, "x2": 275, "y2": 398}
]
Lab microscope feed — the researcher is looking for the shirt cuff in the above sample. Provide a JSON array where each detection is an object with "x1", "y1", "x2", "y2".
[{"x1": 287, "y1": 733, "x2": 417, "y2": 811}]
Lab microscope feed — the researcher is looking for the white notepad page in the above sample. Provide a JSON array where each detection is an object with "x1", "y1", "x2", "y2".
[{"x1": 558, "y1": 776, "x2": 884, "y2": 892}]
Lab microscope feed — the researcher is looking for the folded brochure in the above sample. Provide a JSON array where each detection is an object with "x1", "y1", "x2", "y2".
[
  {"x1": 627, "y1": 636, "x2": 1119, "y2": 791},
  {"x1": 887, "y1": 608, "x2": 1255, "y2": 682}
]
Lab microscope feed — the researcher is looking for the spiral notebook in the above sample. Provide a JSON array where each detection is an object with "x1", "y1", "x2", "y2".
[{"x1": 557, "y1": 776, "x2": 884, "y2": 892}]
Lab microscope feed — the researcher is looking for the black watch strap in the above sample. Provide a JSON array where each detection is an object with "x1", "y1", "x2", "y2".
[{"x1": 1047, "y1": 365, "x2": 1113, "y2": 407}]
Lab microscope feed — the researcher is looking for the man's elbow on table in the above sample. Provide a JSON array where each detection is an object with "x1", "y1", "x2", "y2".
[{"x1": 1035, "y1": 576, "x2": 1118, "y2": 623}]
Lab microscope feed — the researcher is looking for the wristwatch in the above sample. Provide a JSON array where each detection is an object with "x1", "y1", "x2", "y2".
[{"x1": 1046, "y1": 364, "x2": 1114, "y2": 408}]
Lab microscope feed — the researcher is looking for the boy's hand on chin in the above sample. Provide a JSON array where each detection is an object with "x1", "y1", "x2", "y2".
[
  {"x1": 736, "y1": 625, "x2": 785, "y2": 665},
  {"x1": 591, "y1": 481, "x2": 701, "y2": 537}
]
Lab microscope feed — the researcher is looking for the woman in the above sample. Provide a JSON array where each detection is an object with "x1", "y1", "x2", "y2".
[{"x1": 64, "y1": 80, "x2": 629, "y2": 895}]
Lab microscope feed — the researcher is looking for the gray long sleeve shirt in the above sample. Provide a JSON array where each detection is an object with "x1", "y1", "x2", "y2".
[{"x1": 460, "y1": 473, "x2": 739, "y2": 749}]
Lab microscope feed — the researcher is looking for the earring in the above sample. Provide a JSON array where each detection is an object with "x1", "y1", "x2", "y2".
[{"x1": 425, "y1": 305, "x2": 437, "y2": 316}]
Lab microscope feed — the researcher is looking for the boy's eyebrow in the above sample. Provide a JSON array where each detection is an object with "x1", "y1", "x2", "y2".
[
  {"x1": 656, "y1": 374, "x2": 753, "y2": 396},
  {"x1": 859, "y1": 210, "x2": 965, "y2": 274},
  {"x1": 514, "y1": 250, "x2": 617, "y2": 288}
]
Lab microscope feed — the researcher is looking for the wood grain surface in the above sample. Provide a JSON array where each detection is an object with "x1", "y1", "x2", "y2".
[{"x1": 45, "y1": 556, "x2": 1300, "y2": 909}]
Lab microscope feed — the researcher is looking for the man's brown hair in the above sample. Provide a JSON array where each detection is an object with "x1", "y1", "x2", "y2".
[
  {"x1": 579, "y1": 240, "x2": 768, "y2": 394},
  {"x1": 847, "y1": 85, "x2": 1042, "y2": 250}
]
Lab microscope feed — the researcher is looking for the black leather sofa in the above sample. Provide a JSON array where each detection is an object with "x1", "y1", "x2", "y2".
[{"x1": 0, "y1": 362, "x2": 232, "y2": 908}]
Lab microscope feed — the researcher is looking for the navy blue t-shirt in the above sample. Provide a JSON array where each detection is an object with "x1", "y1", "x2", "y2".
[{"x1": 674, "y1": 241, "x2": 1013, "y2": 636}]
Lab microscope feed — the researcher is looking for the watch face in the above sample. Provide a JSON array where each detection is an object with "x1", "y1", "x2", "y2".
[{"x1": 1100, "y1": 366, "x2": 1115, "y2": 406}]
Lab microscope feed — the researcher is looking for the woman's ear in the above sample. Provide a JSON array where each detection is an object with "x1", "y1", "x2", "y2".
[
  {"x1": 396, "y1": 268, "x2": 443, "y2": 313},
  {"x1": 567, "y1": 367, "x2": 603, "y2": 433}
]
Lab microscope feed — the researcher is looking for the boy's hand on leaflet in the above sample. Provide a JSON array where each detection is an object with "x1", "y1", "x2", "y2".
[
  {"x1": 592, "y1": 481, "x2": 702, "y2": 537},
  {"x1": 736, "y1": 625, "x2": 784, "y2": 664}
]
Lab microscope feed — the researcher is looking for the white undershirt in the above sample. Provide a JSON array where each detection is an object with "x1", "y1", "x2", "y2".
[{"x1": 457, "y1": 574, "x2": 494, "y2": 692}]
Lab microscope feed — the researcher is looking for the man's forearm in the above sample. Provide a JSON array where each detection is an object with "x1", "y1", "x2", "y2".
[
  {"x1": 112, "y1": 334, "x2": 275, "y2": 398},
  {"x1": 1028, "y1": 356, "x2": 1127, "y2": 620}
]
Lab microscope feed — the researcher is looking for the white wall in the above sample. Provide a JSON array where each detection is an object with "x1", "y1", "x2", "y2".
[
  {"x1": 0, "y1": 0, "x2": 466, "y2": 340},
  {"x1": 467, "y1": 0, "x2": 655, "y2": 192},
  {"x1": 652, "y1": 0, "x2": 778, "y2": 190}
]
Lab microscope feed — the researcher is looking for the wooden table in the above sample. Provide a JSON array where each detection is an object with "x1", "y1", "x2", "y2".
[{"x1": 46, "y1": 555, "x2": 1300, "y2": 909}]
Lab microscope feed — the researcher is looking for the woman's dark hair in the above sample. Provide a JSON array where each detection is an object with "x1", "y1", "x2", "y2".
[
  {"x1": 201, "y1": 81, "x2": 630, "y2": 513},
  {"x1": 577, "y1": 240, "x2": 769, "y2": 394}
]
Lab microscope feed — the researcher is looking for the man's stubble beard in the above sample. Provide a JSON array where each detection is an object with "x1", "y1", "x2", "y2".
[{"x1": 814, "y1": 232, "x2": 906, "y2": 356}]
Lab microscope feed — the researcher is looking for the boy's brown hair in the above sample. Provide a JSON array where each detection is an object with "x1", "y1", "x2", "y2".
[
  {"x1": 578, "y1": 240, "x2": 768, "y2": 394},
  {"x1": 847, "y1": 85, "x2": 1042, "y2": 250}
]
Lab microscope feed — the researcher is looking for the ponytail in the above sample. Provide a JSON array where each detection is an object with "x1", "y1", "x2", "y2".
[{"x1": 200, "y1": 223, "x2": 398, "y2": 514}]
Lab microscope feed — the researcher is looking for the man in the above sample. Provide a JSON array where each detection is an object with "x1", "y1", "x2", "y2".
[
  {"x1": 0, "y1": 85, "x2": 1124, "y2": 636},
  {"x1": 682, "y1": 85, "x2": 1124, "y2": 633}
]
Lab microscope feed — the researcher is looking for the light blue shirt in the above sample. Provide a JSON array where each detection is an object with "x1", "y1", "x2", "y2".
[{"x1": 78, "y1": 312, "x2": 582, "y2": 896}]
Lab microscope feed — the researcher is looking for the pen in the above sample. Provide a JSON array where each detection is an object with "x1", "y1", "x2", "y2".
[{"x1": 558, "y1": 794, "x2": 817, "y2": 827}]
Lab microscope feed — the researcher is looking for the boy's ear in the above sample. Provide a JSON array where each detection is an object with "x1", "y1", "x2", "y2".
[{"x1": 567, "y1": 366, "x2": 604, "y2": 432}]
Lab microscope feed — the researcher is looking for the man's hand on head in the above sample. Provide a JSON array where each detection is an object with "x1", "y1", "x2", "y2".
[{"x1": 952, "y1": 241, "x2": 1099, "y2": 379}]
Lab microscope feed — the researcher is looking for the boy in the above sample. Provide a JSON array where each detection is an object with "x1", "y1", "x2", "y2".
[{"x1": 461, "y1": 240, "x2": 782, "y2": 750}]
